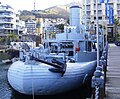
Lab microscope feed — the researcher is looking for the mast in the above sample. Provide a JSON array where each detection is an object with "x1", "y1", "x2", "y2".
[
  {"x1": 84, "y1": 0, "x2": 88, "y2": 51},
  {"x1": 34, "y1": 2, "x2": 35, "y2": 11},
  {"x1": 66, "y1": 6, "x2": 68, "y2": 39},
  {"x1": 84, "y1": 0, "x2": 87, "y2": 31}
]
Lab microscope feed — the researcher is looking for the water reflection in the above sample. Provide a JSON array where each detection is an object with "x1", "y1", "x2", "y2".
[{"x1": 10, "y1": 85, "x2": 92, "y2": 99}]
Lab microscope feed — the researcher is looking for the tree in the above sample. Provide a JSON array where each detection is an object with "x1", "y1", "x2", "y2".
[
  {"x1": 114, "y1": 18, "x2": 120, "y2": 43},
  {"x1": 9, "y1": 33, "x2": 19, "y2": 41},
  {"x1": 55, "y1": 24, "x2": 64, "y2": 32},
  {"x1": 114, "y1": 18, "x2": 120, "y2": 26},
  {"x1": 99, "y1": 24, "x2": 106, "y2": 29}
]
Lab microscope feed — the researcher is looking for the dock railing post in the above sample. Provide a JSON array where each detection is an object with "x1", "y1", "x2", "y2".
[
  {"x1": 91, "y1": 68, "x2": 104, "y2": 99},
  {"x1": 92, "y1": 44, "x2": 108, "y2": 98}
]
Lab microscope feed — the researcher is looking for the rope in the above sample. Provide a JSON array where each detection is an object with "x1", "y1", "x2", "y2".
[
  {"x1": 31, "y1": 64, "x2": 35, "y2": 99},
  {"x1": 95, "y1": 86, "x2": 100, "y2": 99}
]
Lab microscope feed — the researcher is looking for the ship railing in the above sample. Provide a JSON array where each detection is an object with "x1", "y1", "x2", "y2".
[{"x1": 20, "y1": 46, "x2": 67, "y2": 76}]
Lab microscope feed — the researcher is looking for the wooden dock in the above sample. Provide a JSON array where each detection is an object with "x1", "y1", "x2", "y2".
[{"x1": 105, "y1": 44, "x2": 120, "y2": 99}]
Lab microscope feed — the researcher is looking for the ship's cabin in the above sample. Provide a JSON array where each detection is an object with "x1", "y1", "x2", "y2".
[{"x1": 43, "y1": 39, "x2": 97, "y2": 62}]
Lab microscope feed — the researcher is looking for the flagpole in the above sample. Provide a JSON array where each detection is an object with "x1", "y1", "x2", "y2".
[
  {"x1": 106, "y1": 17, "x2": 108, "y2": 45},
  {"x1": 84, "y1": 0, "x2": 87, "y2": 30},
  {"x1": 105, "y1": 0, "x2": 109, "y2": 45},
  {"x1": 106, "y1": 2, "x2": 108, "y2": 45},
  {"x1": 102, "y1": 23, "x2": 105, "y2": 48},
  {"x1": 96, "y1": 0, "x2": 99, "y2": 66}
]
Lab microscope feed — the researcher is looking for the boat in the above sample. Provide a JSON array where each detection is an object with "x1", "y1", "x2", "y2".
[
  {"x1": 6, "y1": 38, "x2": 36, "y2": 59},
  {"x1": 7, "y1": 5, "x2": 103, "y2": 95}
]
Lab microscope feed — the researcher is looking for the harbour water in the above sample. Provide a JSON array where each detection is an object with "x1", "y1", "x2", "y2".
[{"x1": 0, "y1": 63, "x2": 92, "y2": 99}]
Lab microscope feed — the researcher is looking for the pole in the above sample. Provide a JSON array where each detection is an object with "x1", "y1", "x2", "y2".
[
  {"x1": 106, "y1": 20, "x2": 108, "y2": 45},
  {"x1": 66, "y1": 6, "x2": 68, "y2": 39},
  {"x1": 84, "y1": 0, "x2": 88, "y2": 51},
  {"x1": 105, "y1": 2, "x2": 108, "y2": 45},
  {"x1": 102, "y1": 21, "x2": 105, "y2": 48},
  {"x1": 84, "y1": 0, "x2": 87, "y2": 30},
  {"x1": 18, "y1": 27, "x2": 19, "y2": 36},
  {"x1": 66, "y1": 26, "x2": 68, "y2": 39},
  {"x1": 96, "y1": 0, "x2": 99, "y2": 66},
  {"x1": 103, "y1": 25, "x2": 105, "y2": 48}
]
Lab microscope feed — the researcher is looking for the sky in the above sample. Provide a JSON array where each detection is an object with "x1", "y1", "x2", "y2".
[{"x1": 0, "y1": 0, "x2": 81, "y2": 11}]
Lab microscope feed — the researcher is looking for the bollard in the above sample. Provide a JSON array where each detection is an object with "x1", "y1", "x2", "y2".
[
  {"x1": 104, "y1": 44, "x2": 108, "y2": 62},
  {"x1": 99, "y1": 59, "x2": 106, "y2": 76},
  {"x1": 91, "y1": 70, "x2": 104, "y2": 99},
  {"x1": 99, "y1": 59, "x2": 106, "y2": 70},
  {"x1": 100, "y1": 55, "x2": 107, "y2": 71},
  {"x1": 97, "y1": 65, "x2": 106, "y2": 97},
  {"x1": 102, "y1": 51, "x2": 107, "y2": 66},
  {"x1": 96, "y1": 66, "x2": 102, "y2": 71},
  {"x1": 102, "y1": 51, "x2": 107, "y2": 59},
  {"x1": 96, "y1": 66, "x2": 104, "y2": 77},
  {"x1": 101, "y1": 56, "x2": 105, "y2": 60}
]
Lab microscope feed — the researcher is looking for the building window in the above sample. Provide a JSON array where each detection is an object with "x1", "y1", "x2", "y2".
[
  {"x1": 98, "y1": 10, "x2": 102, "y2": 15},
  {"x1": 117, "y1": 4, "x2": 120, "y2": 9},
  {"x1": 87, "y1": 11, "x2": 91, "y2": 16},
  {"x1": 94, "y1": 10, "x2": 102, "y2": 15},
  {"x1": 98, "y1": 17, "x2": 102, "y2": 20},
  {"x1": 86, "y1": 5, "x2": 90, "y2": 10},
  {"x1": 86, "y1": 0, "x2": 90, "y2": 5},
  {"x1": 16, "y1": 20, "x2": 19, "y2": 22},
  {"x1": 117, "y1": 11, "x2": 120, "y2": 16},
  {"x1": 98, "y1": 4, "x2": 102, "y2": 9},
  {"x1": 109, "y1": 3, "x2": 114, "y2": 8},
  {"x1": 94, "y1": 17, "x2": 102, "y2": 20},
  {"x1": 117, "y1": 0, "x2": 120, "y2": 2},
  {"x1": 94, "y1": 4, "x2": 102, "y2": 9},
  {"x1": 118, "y1": 18, "x2": 120, "y2": 22},
  {"x1": 94, "y1": 17, "x2": 96, "y2": 20}
]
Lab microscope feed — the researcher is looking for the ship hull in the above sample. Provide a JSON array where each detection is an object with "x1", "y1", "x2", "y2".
[{"x1": 8, "y1": 60, "x2": 96, "y2": 95}]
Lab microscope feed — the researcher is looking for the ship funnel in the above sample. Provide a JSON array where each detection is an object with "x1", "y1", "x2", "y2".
[{"x1": 69, "y1": 3, "x2": 82, "y2": 33}]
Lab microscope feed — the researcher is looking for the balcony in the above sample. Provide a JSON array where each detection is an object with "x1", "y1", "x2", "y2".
[
  {"x1": 0, "y1": 26, "x2": 5, "y2": 29},
  {"x1": 0, "y1": 26, "x2": 13, "y2": 30},
  {"x1": 117, "y1": 4, "x2": 120, "y2": 10},
  {"x1": 0, "y1": 8, "x2": 13, "y2": 12},
  {"x1": 0, "y1": 14, "x2": 14, "y2": 18},
  {"x1": 4, "y1": 27, "x2": 14, "y2": 30},
  {"x1": 0, "y1": 20, "x2": 14, "y2": 24}
]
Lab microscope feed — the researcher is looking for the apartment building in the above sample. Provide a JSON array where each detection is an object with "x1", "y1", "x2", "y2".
[
  {"x1": 44, "y1": 18, "x2": 65, "y2": 33},
  {"x1": 82, "y1": 0, "x2": 120, "y2": 42},
  {"x1": 0, "y1": 2, "x2": 20, "y2": 34},
  {"x1": 82, "y1": 0, "x2": 120, "y2": 23},
  {"x1": 25, "y1": 19, "x2": 36, "y2": 34}
]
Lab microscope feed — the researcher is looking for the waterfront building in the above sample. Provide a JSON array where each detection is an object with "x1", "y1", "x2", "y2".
[
  {"x1": 35, "y1": 15, "x2": 66, "y2": 42},
  {"x1": 44, "y1": 18, "x2": 66, "y2": 38},
  {"x1": 0, "y1": 2, "x2": 21, "y2": 34},
  {"x1": 82, "y1": 0, "x2": 120, "y2": 42},
  {"x1": 36, "y1": 17, "x2": 44, "y2": 35},
  {"x1": 25, "y1": 19, "x2": 36, "y2": 34},
  {"x1": 82, "y1": 0, "x2": 119, "y2": 23}
]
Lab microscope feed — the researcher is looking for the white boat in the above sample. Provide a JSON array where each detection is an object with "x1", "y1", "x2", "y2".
[
  {"x1": 7, "y1": 5, "x2": 103, "y2": 95},
  {"x1": 6, "y1": 39, "x2": 36, "y2": 59}
]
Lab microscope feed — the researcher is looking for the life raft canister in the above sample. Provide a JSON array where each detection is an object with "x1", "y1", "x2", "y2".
[{"x1": 76, "y1": 47, "x2": 80, "y2": 52}]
